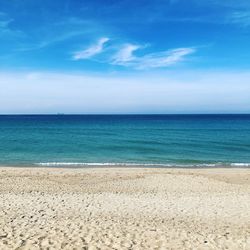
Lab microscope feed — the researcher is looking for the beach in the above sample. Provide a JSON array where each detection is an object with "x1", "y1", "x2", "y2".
[{"x1": 0, "y1": 167, "x2": 249, "y2": 249}]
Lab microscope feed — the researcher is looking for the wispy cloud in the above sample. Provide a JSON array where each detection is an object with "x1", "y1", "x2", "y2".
[
  {"x1": 71, "y1": 38, "x2": 195, "y2": 69},
  {"x1": 112, "y1": 44, "x2": 141, "y2": 64},
  {"x1": 112, "y1": 44, "x2": 195, "y2": 69},
  {"x1": 0, "y1": 14, "x2": 23, "y2": 38},
  {"x1": 164, "y1": 11, "x2": 250, "y2": 27},
  {"x1": 17, "y1": 30, "x2": 91, "y2": 52},
  {"x1": 72, "y1": 37, "x2": 110, "y2": 60},
  {"x1": 16, "y1": 17, "x2": 104, "y2": 52},
  {"x1": 137, "y1": 48, "x2": 196, "y2": 69},
  {"x1": 229, "y1": 11, "x2": 250, "y2": 27},
  {"x1": 0, "y1": 19, "x2": 12, "y2": 28},
  {"x1": 141, "y1": 1, "x2": 250, "y2": 28},
  {"x1": 203, "y1": 0, "x2": 250, "y2": 8}
]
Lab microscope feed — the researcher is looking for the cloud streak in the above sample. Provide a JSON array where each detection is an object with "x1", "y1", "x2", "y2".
[
  {"x1": 72, "y1": 37, "x2": 109, "y2": 60},
  {"x1": 112, "y1": 44, "x2": 195, "y2": 69},
  {"x1": 16, "y1": 18, "x2": 104, "y2": 52},
  {"x1": 71, "y1": 38, "x2": 196, "y2": 69},
  {"x1": 0, "y1": 14, "x2": 23, "y2": 38},
  {"x1": 229, "y1": 11, "x2": 250, "y2": 27},
  {"x1": 112, "y1": 44, "x2": 141, "y2": 64}
]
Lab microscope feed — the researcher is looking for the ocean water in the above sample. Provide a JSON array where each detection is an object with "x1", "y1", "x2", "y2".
[{"x1": 0, "y1": 115, "x2": 250, "y2": 167}]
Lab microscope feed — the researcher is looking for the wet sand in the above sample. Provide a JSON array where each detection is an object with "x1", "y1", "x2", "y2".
[{"x1": 0, "y1": 167, "x2": 249, "y2": 249}]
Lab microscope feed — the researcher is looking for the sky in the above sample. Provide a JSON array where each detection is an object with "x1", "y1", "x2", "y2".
[{"x1": 0, "y1": 0, "x2": 250, "y2": 114}]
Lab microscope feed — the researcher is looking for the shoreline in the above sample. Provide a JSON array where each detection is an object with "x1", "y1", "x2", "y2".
[
  {"x1": 0, "y1": 167, "x2": 249, "y2": 249},
  {"x1": 1, "y1": 163, "x2": 250, "y2": 169}
]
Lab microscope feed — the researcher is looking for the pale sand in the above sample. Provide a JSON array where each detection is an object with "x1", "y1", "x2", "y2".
[{"x1": 0, "y1": 167, "x2": 250, "y2": 250}]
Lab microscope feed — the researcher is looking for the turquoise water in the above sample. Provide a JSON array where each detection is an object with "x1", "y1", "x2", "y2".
[{"x1": 0, "y1": 115, "x2": 250, "y2": 167}]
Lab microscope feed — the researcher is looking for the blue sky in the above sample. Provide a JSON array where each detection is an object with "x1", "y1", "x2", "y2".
[{"x1": 0, "y1": 0, "x2": 250, "y2": 113}]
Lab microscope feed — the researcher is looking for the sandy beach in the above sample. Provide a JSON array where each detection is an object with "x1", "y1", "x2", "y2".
[{"x1": 0, "y1": 167, "x2": 249, "y2": 250}]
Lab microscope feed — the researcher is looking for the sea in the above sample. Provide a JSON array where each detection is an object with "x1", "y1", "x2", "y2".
[{"x1": 0, "y1": 114, "x2": 250, "y2": 167}]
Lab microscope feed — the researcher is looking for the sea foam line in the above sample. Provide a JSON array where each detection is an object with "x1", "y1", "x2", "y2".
[
  {"x1": 35, "y1": 162, "x2": 250, "y2": 167},
  {"x1": 36, "y1": 162, "x2": 170, "y2": 166},
  {"x1": 230, "y1": 163, "x2": 250, "y2": 167}
]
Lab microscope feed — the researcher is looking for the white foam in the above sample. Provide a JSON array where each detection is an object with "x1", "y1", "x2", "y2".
[
  {"x1": 35, "y1": 162, "x2": 250, "y2": 167},
  {"x1": 230, "y1": 163, "x2": 250, "y2": 167},
  {"x1": 35, "y1": 162, "x2": 170, "y2": 167}
]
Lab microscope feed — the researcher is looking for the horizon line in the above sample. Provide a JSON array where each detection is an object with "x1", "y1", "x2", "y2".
[{"x1": 0, "y1": 113, "x2": 250, "y2": 116}]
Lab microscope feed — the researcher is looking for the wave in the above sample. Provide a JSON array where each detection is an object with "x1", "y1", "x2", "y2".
[
  {"x1": 230, "y1": 163, "x2": 250, "y2": 167},
  {"x1": 35, "y1": 162, "x2": 250, "y2": 167},
  {"x1": 36, "y1": 162, "x2": 170, "y2": 167}
]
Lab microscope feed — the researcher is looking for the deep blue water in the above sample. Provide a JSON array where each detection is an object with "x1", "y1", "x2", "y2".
[{"x1": 0, "y1": 115, "x2": 250, "y2": 167}]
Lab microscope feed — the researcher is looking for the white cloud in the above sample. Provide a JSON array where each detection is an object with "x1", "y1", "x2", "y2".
[
  {"x1": 72, "y1": 37, "x2": 109, "y2": 60},
  {"x1": 136, "y1": 48, "x2": 195, "y2": 69},
  {"x1": 71, "y1": 39, "x2": 195, "y2": 69},
  {"x1": 0, "y1": 70, "x2": 249, "y2": 114},
  {"x1": 112, "y1": 44, "x2": 141, "y2": 64},
  {"x1": 112, "y1": 44, "x2": 195, "y2": 69}
]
